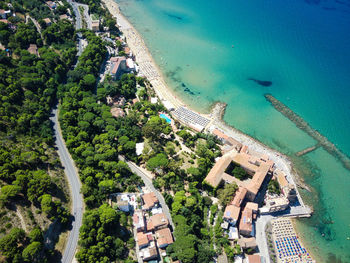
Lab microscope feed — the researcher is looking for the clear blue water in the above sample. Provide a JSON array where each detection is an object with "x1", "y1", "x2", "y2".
[
  {"x1": 160, "y1": 113, "x2": 171, "y2": 124},
  {"x1": 116, "y1": 0, "x2": 350, "y2": 261}
]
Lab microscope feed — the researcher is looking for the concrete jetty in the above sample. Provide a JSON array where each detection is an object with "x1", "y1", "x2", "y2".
[{"x1": 296, "y1": 144, "x2": 319, "y2": 157}]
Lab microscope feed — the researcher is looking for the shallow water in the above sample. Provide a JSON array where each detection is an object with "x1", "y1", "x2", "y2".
[{"x1": 116, "y1": 0, "x2": 350, "y2": 261}]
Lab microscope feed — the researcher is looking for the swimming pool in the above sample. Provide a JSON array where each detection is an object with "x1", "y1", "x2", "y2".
[{"x1": 160, "y1": 114, "x2": 171, "y2": 124}]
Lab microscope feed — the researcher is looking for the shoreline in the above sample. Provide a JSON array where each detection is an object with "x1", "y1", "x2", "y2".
[{"x1": 102, "y1": 0, "x2": 314, "y2": 261}]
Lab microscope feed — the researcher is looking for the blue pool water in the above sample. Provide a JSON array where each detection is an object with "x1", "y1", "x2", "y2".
[
  {"x1": 160, "y1": 113, "x2": 172, "y2": 124},
  {"x1": 116, "y1": 0, "x2": 350, "y2": 262}
]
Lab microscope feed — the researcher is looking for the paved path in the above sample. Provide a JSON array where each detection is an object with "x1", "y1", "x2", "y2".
[
  {"x1": 51, "y1": 107, "x2": 83, "y2": 263},
  {"x1": 119, "y1": 156, "x2": 175, "y2": 229}
]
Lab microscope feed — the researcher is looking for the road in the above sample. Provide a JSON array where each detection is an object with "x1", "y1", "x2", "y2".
[
  {"x1": 57, "y1": 2, "x2": 85, "y2": 263},
  {"x1": 119, "y1": 156, "x2": 175, "y2": 229},
  {"x1": 51, "y1": 107, "x2": 83, "y2": 263}
]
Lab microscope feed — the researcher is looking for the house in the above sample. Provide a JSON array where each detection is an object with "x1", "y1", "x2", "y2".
[
  {"x1": 136, "y1": 232, "x2": 153, "y2": 249},
  {"x1": 91, "y1": 21, "x2": 99, "y2": 32},
  {"x1": 147, "y1": 213, "x2": 168, "y2": 231},
  {"x1": 155, "y1": 228, "x2": 173, "y2": 248},
  {"x1": 43, "y1": 18, "x2": 52, "y2": 26},
  {"x1": 239, "y1": 207, "x2": 254, "y2": 237},
  {"x1": 0, "y1": 9, "x2": 11, "y2": 19},
  {"x1": 46, "y1": 1, "x2": 56, "y2": 9},
  {"x1": 115, "y1": 194, "x2": 131, "y2": 212},
  {"x1": 228, "y1": 226, "x2": 239, "y2": 240},
  {"x1": 133, "y1": 211, "x2": 145, "y2": 232},
  {"x1": 59, "y1": 14, "x2": 69, "y2": 20},
  {"x1": 247, "y1": 255, "x2": 261, "y2": 263},
  {"x1": 110, "y1": 56, "x2": 126, "y2": 80},
  {"x1": 223, "y1": 205, "x2": 240, "y2": 226},
  {"x1": 110, "y1": 107, "x2": 125, "y2": 118},
  {"x1": 0, "y1": 19, "x2": 8, "y2": 24},
  {"x1": 27, "y1": 44, "x2": 38, "y2": 56},
  {"x1": 139, "y1": 246, "x2": 158, "y2": 261},
  {"x1": 142, "y1": 192, "x2": 159, "y2": 210},
  {"x1": 237, "y1": 237, "x2": 257, "y2": 250}
]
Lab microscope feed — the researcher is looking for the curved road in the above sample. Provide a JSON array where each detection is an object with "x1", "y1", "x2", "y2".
[{"x1": 51, "y1": 107, "x2": 83, "y2": 263}]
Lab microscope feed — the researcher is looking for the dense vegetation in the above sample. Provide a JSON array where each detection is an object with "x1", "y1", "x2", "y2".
[
  {"x1": 7, "y1": 0, "x2": 73, "y2": 21},
  {"x1": 0, "y1": 0, "x2": 75, "y2": 261},
  {"x1": 59, "y1": 32, "x2": 143, "y2": 262}
]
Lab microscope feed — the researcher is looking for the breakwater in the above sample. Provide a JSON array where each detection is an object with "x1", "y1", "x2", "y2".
[{"x1": 265, "y1": 94, "x2": 350, "y2": 171}]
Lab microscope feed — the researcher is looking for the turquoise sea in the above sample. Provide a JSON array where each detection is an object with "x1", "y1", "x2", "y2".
[{"x1": 115, "y1": 0, "x2": 350, "y2": 261}]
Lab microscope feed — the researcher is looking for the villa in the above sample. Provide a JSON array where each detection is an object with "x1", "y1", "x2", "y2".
[
  {"x1": 110, "y1": 56, "x2": 127, "y2": 80},
  {"x1": 147, "y1": 213, "x2": 169, "y2": 231},
  {"x1": 142, "y1": 192, "x2": 159, "y2": 210},
  {"x1": 137, "y1": 232, "x2": 153, "y2": 249},
  {"x1": 155, "y1": 228, "x2": 174, "y2": 248}
]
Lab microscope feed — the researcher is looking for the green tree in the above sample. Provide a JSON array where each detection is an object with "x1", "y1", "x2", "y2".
[
  {"x1": 217, "y1": 183, "x2": 238, "y2": 206},
  {"x1": 0, "y1": 185, "x2": 21, "y2": 205},
  {"x1": 146, "y1": 153, "x2": 168, "y2": 172},
  {"x1": 22, "y1": 241, "x2": 43, "y2": 263}
]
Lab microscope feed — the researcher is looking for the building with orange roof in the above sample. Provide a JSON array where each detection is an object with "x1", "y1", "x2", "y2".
[
  {"x1": 110, "y1": 56, "x2": 126, "y2": 80},
  {"x1": 231, "y1": 187, "x2": 247, "y2": 207},
  {"x1": 147, "y1": 213, "x2": 168, "y2": 231},
  {"x1": 155, "y1": 228, "x2": 173, "y2": 248},
  {"x1": 275, "y1": 169, "x2": 297, "y2": 202},
  {"x1": 136, "y1": 232, "x2": 153, "y2": 249},
  {"x1": 204, "y1": 153, "x2": 234, "y2": 188},
  {"x1": 212, "y1": 129, "x2": 242, "y2": 151},
  {"x1": 245, "y1": 202, "x2": 258, "y2": 213},
  {"x1": 247, "y1": 254, "x2": 261, "y2": 263},
  {"x1": 223, "y1": 205, "x2": 241, "y2": 226},
  {"x1": 43, "y1": 18, "x2": 52, "y2": 26},
  {"x1": 239, "y1": 207, "x2": 254, "y2": 237},
  {"x1": 205, "y1": 145, "x2": 274, "y2": 202},
  {"x1": 46, "y1": 1, "x2": 56, "y2": 9},
  {"x1": 142, "y1": 192, "x2": 159, "y2": 210}
]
